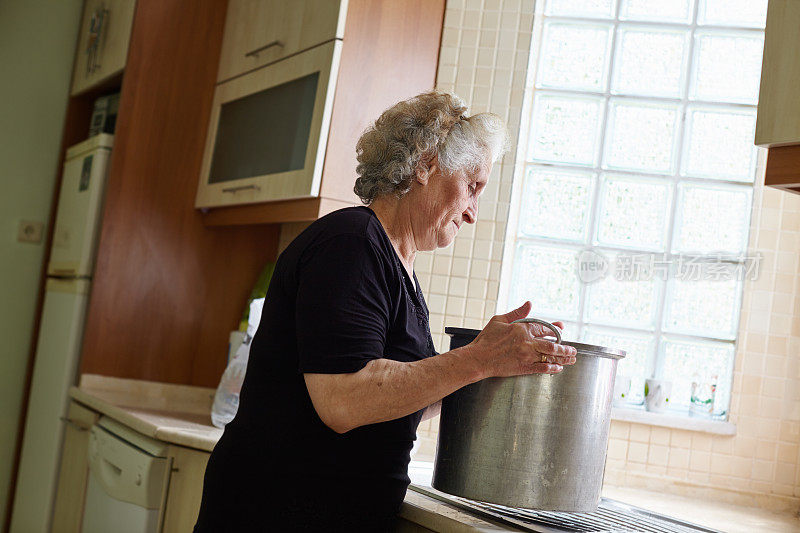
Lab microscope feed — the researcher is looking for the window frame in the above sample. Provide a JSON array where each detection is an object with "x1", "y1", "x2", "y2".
[{"x1": 497, "y1": 0, "x2": 766, "y2": 426}]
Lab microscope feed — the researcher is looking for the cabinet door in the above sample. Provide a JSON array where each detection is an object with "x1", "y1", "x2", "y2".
[
  {"x1": 71, "y1": 0, "x2": 136, "y2": 96},
  {"x1": 51, "y1": 402, "x2": 100, "y2": 533},
  {"x1": 217, "y1": 0, "x2": 346, "y2": 82},
  {"x1": 755, "y1": 0, "x2": 800, "y2": 147},
  {"x1": 196, "y1": 40, "x2": 342, "y2": 208},
  {"x1": 161, "y1": 445, "x2": 211, "y2": 533}
]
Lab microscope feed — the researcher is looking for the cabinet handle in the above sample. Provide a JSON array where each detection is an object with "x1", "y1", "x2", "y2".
[
  {"x1": 221, "y1": 184, "x2": 261, "y2": 193},
  {"x1": 245, "y1": 40, "x2": 284, "y2": 58},
  {"x1": 60, "y1": 417, "x2": 89, "y2": 432}
]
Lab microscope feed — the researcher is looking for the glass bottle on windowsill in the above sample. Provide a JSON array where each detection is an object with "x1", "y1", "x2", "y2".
[{"x1": 690, "y1": 373, "x2": 717, "y2": 418}]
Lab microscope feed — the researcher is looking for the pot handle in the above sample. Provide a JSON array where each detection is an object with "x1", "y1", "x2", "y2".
[{"x1": 511, "y1": 318, "x2": 562, "y2": 344}]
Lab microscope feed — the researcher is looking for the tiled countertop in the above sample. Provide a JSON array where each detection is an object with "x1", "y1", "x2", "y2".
[{"x1": 70, "y1": 374, "x2": 222, "y2": 451}]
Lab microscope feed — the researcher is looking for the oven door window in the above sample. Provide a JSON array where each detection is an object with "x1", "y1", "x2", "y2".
[{"x1": 208, "y1": 72, "x2": 320, "y2": 184}]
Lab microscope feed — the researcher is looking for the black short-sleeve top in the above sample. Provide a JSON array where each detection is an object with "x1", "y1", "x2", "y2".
[{"x1": 200, "y1": 206, "x2": 437, "y2": 522}]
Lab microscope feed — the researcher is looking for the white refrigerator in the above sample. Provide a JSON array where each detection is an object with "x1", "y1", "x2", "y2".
[{"x1": 11, "y1": 134, "x2": 114, "y2": 533}]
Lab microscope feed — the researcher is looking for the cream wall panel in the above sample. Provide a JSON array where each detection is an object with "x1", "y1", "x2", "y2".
[{"x1": 0, "y1": 0, "x2": 82, "y2": 526}]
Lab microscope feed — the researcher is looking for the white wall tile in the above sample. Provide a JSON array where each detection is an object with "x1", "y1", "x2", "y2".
[
  {"x1": 463, "y1": 9, "x2": 482, "y2": 29},
  {"x1": 449, "y1": 276, "x2": 468, "y2": 296},
  {"x1": 452, "y1": 257, "x2": 472, "y2": 277}
]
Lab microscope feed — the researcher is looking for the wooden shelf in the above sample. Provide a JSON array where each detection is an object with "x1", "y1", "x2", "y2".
[
  {"x1": 200, "y1": 196, "x2": 356, "y2": 226},
  {"x1": 765, "y1": 145, "x2": 800, "y2": 196}
]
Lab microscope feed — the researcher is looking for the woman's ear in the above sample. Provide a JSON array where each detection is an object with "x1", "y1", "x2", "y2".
[
  {"x1": 415, "y1": 156, "x2": 440, "y2": 185},
  {"x1": 415, "y1": 163, "x2": 431, "y2": 185}
]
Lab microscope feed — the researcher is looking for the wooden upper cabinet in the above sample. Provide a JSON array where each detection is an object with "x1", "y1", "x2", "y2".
[
  {"x1": 216, "y1": 0, "x2": 347, "y2": 83},
  {"x1": 71, "y1": 0, "x2": 136, "y2": 96},
  {"x1": 755, "y1": 0, "x2": 800, "y2": 148},
  {"x1": 200, "y1": 0, "x2": 446, "y2": 226},
  {"x1": 756, "y1": 0, "x2": 800, "y2": 194},
  {"x1": 196, "y1": 41, "x2": 342, "y2": 209}
]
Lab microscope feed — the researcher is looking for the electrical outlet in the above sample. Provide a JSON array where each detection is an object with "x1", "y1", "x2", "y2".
[{"x1": 17, "y1": 220, "x2": 44, "y2": 244}]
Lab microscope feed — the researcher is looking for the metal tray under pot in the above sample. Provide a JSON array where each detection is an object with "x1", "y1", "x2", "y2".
[{"x1": 433, "y1": 319, "x2": 625, "y2": 513}]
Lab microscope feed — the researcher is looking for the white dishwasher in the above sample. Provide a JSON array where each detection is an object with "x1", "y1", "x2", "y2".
[{"x1": 82, "y1": 417, "x2": 169, "y2": 533}]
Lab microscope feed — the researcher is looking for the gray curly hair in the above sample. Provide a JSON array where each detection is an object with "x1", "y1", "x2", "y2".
[{"x1": 353, "y1": 92, "x2": 509, "y2": 204}]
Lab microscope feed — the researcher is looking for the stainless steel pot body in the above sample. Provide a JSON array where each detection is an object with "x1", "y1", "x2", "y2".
[{"x1": 432, "y1": 326, "x2": 624, "y2": 512}]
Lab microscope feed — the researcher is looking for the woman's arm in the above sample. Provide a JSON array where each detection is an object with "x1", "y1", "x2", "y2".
[{"x1": 304, "y1": 302, "x2": 576, "y2": 434}]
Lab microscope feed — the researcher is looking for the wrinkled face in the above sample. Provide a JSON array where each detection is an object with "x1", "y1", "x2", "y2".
[{"x1": 413, "y1": 160, "x2": 491, "y2": 251}]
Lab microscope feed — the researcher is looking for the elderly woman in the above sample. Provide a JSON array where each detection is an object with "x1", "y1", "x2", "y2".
[{"x1": 194, "y1": 92, "x2": 577, "y2": 532}]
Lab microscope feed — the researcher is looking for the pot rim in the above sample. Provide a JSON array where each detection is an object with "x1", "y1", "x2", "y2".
[{"x1": 444, "y1": 326, "x2": 626, "y2": 360}]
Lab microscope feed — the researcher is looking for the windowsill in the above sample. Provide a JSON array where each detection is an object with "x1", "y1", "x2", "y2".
[{"x1": 611, "y1": 405, "x2": 736, "y2": 435}]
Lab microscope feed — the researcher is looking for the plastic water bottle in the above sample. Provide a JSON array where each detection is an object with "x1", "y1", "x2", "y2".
[
  {"x1": 211, "y1": 340, "x2": 250, "y2": 428},
  {"x1": 211, "y1": 298, "x2": 265, "y2": 428}
]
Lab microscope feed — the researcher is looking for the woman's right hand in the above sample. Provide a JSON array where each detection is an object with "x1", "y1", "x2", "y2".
[{"x1": 461, "y1": 301, "x2": 577, "y2": 380}]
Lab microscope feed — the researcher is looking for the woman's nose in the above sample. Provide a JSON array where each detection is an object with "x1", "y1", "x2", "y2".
[{"x1": 463, "y1": 200, "x2": 477, "y2": 224}]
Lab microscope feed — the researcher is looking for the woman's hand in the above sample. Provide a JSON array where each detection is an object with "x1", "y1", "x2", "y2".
[{"x1": 461, "y1": 301, "x2": 577, "y2": 379}]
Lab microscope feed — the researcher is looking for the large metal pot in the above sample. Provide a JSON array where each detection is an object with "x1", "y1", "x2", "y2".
[{"x1": 432, "y1": 319, "x2": 625, "y2": 512}]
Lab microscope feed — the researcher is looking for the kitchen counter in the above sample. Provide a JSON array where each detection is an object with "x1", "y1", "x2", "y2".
[
  {"x1": 70, "y1": 375, "x2": 800, "y2": 533},
  {"x1": 69, "y1": 374, "x2": 222, "y2": 451},
  {"x1": 68, "y1": 375, "x2": 524, "y2": 531},
  {"x1": 602, "y1": 485, "x2": 800, "y2": 533}
]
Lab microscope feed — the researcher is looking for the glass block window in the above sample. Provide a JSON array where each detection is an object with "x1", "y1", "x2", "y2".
[{"x1": 503, "y1": 0, "x2": 766, "y2": 419}]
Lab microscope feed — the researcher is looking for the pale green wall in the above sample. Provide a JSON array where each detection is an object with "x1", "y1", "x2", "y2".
[{"x1": 0, "y1": 0, "x2": 83, "y2": 525}]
